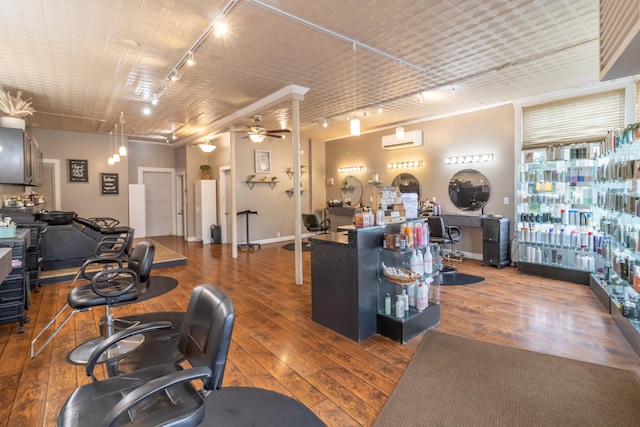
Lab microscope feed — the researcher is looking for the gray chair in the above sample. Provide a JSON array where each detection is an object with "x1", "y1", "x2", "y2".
[
  {"x1": 302, "y1": 213, "x2": 331, "y2": 234},
  {"x1": 56, "y1": 284, "x2": 235, "y2": 427},
  {"x1": 427, "y1": 216, "x2": 463, "y2": 263}
]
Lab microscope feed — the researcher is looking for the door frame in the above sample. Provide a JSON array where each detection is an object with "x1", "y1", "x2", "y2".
[
  {"x1": 175, "y1": 172, "x2": 186, "y2": 237},
  {"x1": 138, "y1": 167, "x2": 177, "y2": 236},
  {"x1": 218, "y1": 165, "x2": 231, "y2": 243},
  {"x1": 42, "y1": 158, "x2": 61, "y2": 210}
]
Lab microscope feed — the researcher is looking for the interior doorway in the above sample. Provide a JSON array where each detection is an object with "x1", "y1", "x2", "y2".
[{"x1": 41, "y1": 159, "x2": 61, "y2": 210}]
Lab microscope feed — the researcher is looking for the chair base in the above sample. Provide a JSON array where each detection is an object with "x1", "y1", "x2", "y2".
[{"x1": 68, "y1": 334, "x2": 145, "y2": 365}]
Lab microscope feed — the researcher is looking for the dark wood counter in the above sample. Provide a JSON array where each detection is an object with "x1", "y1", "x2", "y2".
[{"x1": 308, "y1": 225, "x2": 396, "y2": 341}]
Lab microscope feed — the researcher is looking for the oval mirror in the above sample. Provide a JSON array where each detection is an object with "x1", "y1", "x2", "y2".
[
  {"x1": 448, "y1": 169, "x2": 490, "y2": 211},
  {"x1": 341, "y1": 175, "x2": 363, "y2": 205},
  {"x1": 391, "y1": 173, "x2": 420, "y2": 199}
]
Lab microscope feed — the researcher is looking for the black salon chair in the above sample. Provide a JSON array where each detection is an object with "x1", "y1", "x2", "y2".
[
  {"x1": 427, "y1": 216, "x2": 463, "y2": 265},
  {"x1": 302, "y1": 213, "x2": 331, "y2": 234},
  {"x1": 30, "y1": 241, "x2": 154, "y2": 360},
  {"x1": 56, "y1": 284, "x2": 235, "y2": 427}
]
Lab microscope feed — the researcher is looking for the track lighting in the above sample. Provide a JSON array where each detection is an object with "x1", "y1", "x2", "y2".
[
  {"x1": 322, "y1": 119, "x2": 328, "y2": 128},
  {"x1": 418, "y1": 93, "x2": 423, "y2": 103},
  {"x1": 186, "y1": 52, "x2": 195, "y2": 66},
  {"x1": 214, "y1": 21, "x2": 228, "y2": 37},
  {"x1": 450, "y1": 84, "x2": 456, "y2": 94},
  {"x1": 172, "y1": 132, "x2": 177, "y2": 140},
  {"x1": 142, "y1": 104, "x2": 151, "y2": 115},
  {"x1": 378, "y1": 104, "x2": 383, "y2": 114},
  {"x1": 151, "y1": 94, "x2": 159, "y2": 105}
]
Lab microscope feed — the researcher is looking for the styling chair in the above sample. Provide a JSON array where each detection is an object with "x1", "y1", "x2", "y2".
[
  {"x1": 56, "y1": 284, "x2": 235, "y2": 427},
  {"x1": 302, "y1": 213, "x2": 331, "y2": 234},
  {"x1": 427, "y1": 216, "x2": 463, "y2": 268},
  {"x1": 30, "y1": 241, "x2": 154, "y2": 360}
]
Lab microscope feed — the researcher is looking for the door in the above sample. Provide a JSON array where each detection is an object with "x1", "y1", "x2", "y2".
[{"x1": 143, "y1": 171, "x2": 173, "y2": 236}]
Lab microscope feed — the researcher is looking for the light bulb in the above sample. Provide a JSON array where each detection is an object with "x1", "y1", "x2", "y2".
[
  {"x1": 119, "y1": 146, "x2": 127, "y2": 156},
  {"x1": 350, "y1": 117, "x2": 360, "y2": 136},
  {"x1": 395, "y1": 124, "x2": 405, "y2": 141}
]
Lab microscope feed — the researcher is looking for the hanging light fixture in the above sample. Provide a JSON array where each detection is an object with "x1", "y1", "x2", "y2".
[
  {"x1": 186, "y1": 51, "x2": 196, "y2": 66},
  {"x1": 118, "y1": 112, "x2": 127, "y2": 157},
  {"x1": 249, "y1": 133, "x2": 265, "y2": 143},
  {"x1": 350, "y1": 43, "x2": 360, "y2": 136},
  {"x1": 199, "y1": 138, "x2": 216, "y2": 153},
  {"x1": 395, "y1": 123, "x2": 405, "y2": 141},
  {"x1": 108, "y1": 127, "x2": 115, "y2": 165}
]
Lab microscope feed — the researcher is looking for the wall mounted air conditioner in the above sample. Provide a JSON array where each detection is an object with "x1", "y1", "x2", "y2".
[{"x1": 381, "y1": 130, "x2": 423, "y2": 150}]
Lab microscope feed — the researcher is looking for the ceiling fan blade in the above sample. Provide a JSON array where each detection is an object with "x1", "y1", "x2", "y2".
[
  {"x1": 266, "y1": 129, "x2": 290, "y2": 133},
  {"x1": 266, "y1": 133, "x2": 286, "y2": 139}
]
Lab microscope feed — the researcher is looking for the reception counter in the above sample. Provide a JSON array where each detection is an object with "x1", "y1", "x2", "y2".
[{"x1": 309, "y1": 224, "x2": 398, "y2": 341}]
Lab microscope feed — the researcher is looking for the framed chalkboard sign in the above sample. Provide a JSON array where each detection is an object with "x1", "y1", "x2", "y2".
[
  {"x1": 68, "y1": 159, "x2": 88, "y2": 182},
  {"x1": 100, "y1": 173, "x2": 119, "y2": 195}
]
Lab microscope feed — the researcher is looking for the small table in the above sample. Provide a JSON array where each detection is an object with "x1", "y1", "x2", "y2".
[
  {"x1": 237, "y1": 210, "x2": 261, "y2": 250},
  {"x1": 200, "y1": 387, "x2": 325, "y2": 426}
]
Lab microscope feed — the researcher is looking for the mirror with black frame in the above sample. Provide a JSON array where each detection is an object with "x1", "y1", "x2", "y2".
[
  {"x1": 448, "y1": 169, "x2": 490, "y2": 212},
  {"x1": 341, "y1": 175, "x2": 363, "y2": 205},
  {"x1": 391, "y1": 173, "x2": 420, "y2": 199}
]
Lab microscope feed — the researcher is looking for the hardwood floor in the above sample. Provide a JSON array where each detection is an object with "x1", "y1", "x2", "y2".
[{"x1": 2, "y1": 237, "x2": 640, "y2": 426}]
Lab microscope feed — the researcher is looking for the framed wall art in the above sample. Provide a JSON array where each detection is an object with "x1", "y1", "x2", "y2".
[
  {"x1": 68, "y1": 159, "x2": 88, "y2": 182},
  {"x1": 255, "y1": 150, "x2": 271, "y2": 174},
  {"x1": 100, "y1": 173, "x2": 119, "y2": 195}
]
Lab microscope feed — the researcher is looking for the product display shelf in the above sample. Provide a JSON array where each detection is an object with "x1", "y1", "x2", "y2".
[
  {"x1": 376, "y1": 245, "x2": 440, "y2": 343},
  {"x1": 589, "y1": 273, "x2": 640, "y2": 357},
  {"x1": 0, "y1": 227, "x2": 31, "y2": 333},
  {"x1": 516, "y1": 152, "x2": 598, "y2": 284}
]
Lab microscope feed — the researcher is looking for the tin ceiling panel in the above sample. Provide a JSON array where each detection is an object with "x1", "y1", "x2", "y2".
[{"x1": 0, "y1": 0, "x2": 602, "y2": 144}]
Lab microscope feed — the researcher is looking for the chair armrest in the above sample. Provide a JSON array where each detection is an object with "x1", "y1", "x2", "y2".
[
  {"x1": 90, "y1": 268, "x2": 139, "y2": 299},
  {"x1": 101, "y1": 366, "x2": 212, "y2": 427},
  {"x1": 79, "y1": 256, "x2": 124, "y2": 281},
  {"x1": 86, "y1": 320, "x2": 173, "y2": 380},
  {"x1": 321, "y1": 218, "x2": 331, "y2": 228},
  {"x1": 446, "y1": 226, "x2": 462, "y2": 240}
]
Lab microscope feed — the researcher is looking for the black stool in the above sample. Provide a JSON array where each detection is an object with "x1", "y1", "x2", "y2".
[{"x1": 237, "y1": 210, "x2": 261, "y2": 250}]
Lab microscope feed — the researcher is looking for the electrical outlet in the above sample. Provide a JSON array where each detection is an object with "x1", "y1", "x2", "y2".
[{"x1": 503, "y1": 197, "x2": 509, "y2": 205}]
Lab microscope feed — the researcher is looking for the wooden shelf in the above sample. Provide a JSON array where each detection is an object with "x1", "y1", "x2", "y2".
[{"x1": 245, "y1": 181, "x2": 278, "y2": 190}]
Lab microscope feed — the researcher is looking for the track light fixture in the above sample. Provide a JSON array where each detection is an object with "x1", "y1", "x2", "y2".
[
  {"x1": 322, "y1": 119, "x2": 328, "y2": 128},
  {"x1": 450, "y1": 84, "x2": 456, "y2": 94},
  {"x1": 186, "y1": 52, "x2": 195, "y2": 66},
  {"x1": 142, "y1": 104, "x2": 151, "y2": 115},
  {"x1": 151, "y1": 94, "x2": 159, "y2": 105},
  {"x1": 378, "y1": 104, "x2": 383, "y2": 114}
]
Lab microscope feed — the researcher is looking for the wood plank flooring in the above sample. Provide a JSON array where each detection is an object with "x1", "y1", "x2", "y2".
[{"x1": 2, "y1": 237, "x2": 640, "y2": 426}]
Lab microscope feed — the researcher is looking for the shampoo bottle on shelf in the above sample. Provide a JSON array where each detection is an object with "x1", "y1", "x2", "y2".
[
  {"x1": 402, "y1": 289, "x2": 409, "y2": 312},
  {"x1": 395, "y1": 295, "x2": 404, "y2": 318},
  {"x1": 384, "y1": 293, "x2": 391, "y2": 315},
  {"x1": 423, "y1": 246, "x2": 433, "y2": 274}
]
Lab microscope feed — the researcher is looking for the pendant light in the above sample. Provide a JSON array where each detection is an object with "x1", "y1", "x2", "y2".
[
  {"x1": 350, "y1": 42, "x2": 360, "y2": 136},
  {"x1": 199, "y1": 138, "x2": 216, "y2": 152},
  {"x1": 118, "y1": 112, "x2": 127, "y2": 156},
  {"x1": 395, "y1": 123, "x2": 405, "y2": 141},
  {"x1": 108, "y1": 127, "x2": 115, "y2": 165}
]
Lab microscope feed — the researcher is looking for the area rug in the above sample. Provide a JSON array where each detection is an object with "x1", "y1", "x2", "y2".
[
  {"x1": 282, "y1": 242, "x2": 311, "y2": 252},
  {"x1": 440, "y1": 272, "x2": 484, "y2": 285},
  {"x1": 373, "y1": 331, "x2": 640, "y2": 427}
]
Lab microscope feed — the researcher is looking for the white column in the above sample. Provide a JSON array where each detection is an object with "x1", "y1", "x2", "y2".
[
  {"x1": 292, "y1": 98, "x2": 303, "y2": 285},
  {"x1": 230, "y1": 127, "x2": 238, "y2": 259}
]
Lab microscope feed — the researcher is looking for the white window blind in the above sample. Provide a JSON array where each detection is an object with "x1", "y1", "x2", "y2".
[{"x1": 522, "y1": 89, "x2": 625, "y2": 148}]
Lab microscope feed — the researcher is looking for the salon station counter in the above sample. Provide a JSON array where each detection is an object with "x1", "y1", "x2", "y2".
[{"x1": 309, "y1": 224, "x2": 398, "y2": 341}]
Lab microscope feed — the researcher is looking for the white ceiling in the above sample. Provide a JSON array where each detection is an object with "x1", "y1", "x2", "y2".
[{"x1": 0, "y1": 0, "x2": 605, "y2": 145}]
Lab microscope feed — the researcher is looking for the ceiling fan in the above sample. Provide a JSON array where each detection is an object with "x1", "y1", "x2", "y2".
[{"x1": 245, "y1": 115, "x2": 290, "y2": 143}]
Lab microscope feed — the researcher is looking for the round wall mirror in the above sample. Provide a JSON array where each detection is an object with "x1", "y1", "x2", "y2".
[
  {"x1": 341, "y1": 175, "x2": 363, "y2": 205},
  {"x1": 391, "y1": 173, "x2": 420, "y2": 199},
  {"x1": 448, "y1": 169, "x2": 490, "y2": 211}
]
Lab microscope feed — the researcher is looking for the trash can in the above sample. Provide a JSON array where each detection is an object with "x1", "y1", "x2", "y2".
[{"x1": 211, "y1": 224, "x2": 221, "y2": 244}]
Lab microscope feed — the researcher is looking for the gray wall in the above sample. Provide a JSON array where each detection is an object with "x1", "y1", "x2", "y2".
[
  {"x1": 326, "y1": 104, "x2": 515, "y2": 257},
  {"x1": 128, "y1": 140, "x2": 176, "y2": 180}
]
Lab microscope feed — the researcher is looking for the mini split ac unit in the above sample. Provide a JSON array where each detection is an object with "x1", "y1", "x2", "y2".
[{"x1": 381, "y1": 130, "x2": 423, "y2": 150}]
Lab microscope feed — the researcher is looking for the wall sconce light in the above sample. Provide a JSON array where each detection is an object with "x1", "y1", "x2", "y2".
[
  {"x1": 338, "y1": 166, "x2": 365, "y2": 173},
  {"x1": 387, "y1": 160, "x2": 423, "y2": 169},
  {"x1": 444, "y1": 153, "x2": 493, "y2": 164}
]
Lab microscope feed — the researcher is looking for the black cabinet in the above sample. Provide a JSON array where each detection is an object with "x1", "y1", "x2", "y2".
[
  {"x1": 0, "y1": 228, "x2": 31, "y2": 332},
  {"x1": 482, "y1": 217, "x2": 510, "y2": 268},
  {"x1": 0, "y1": 127, "x2": 42, "y2": 186}
]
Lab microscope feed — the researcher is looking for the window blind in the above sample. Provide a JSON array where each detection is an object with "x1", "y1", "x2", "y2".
[{"x1": 522, "y1": 89, "x2": 625, "y2": 148}]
